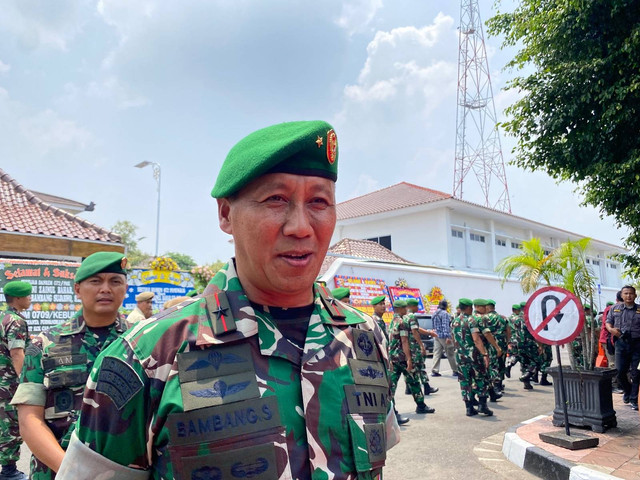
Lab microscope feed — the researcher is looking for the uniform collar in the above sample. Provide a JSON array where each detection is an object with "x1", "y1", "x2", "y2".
[{"x1": 60, "y1": 311, "x2": 127, "y2": 337}]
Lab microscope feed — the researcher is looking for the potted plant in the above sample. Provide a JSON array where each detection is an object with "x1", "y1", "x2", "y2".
[{"x1": 496, "y1": 238, "x2": 617, "y2": 432}]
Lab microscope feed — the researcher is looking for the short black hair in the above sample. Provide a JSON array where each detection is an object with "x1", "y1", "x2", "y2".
[
  {"x1": 616, "y1": 290, "x2": 623, "y2": 302},
  {"x1": 621, "y1": 285, "x2": 636, "y2": 294},
  {"x1": 438, "y1": 300, "x2": 448, "y2": 309}
]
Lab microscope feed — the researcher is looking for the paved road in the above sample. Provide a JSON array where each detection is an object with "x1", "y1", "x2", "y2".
[
  {"x1": 15, "y1": 360, "x2": 556, "y2": 479},
  {"x1": 385, "y1": 358, "x2": 554, "y2": 480}
]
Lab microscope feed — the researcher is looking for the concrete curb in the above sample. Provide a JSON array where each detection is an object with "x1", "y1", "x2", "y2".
[{"x1": 502, "y1": 415, "x2": 619, "y2": 480}]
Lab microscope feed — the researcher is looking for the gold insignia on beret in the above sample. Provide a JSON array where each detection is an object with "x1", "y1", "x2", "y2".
[
  {"x1": 326, "y1": 129, "x2": 337, "y2": 164},
  {"x1": 316, "y1": 136, "x2": 323, "y2": 148}
]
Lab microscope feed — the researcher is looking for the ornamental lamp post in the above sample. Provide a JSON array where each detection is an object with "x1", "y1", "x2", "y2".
[{"x1": 134, "y1": 161, "x2": 161, "y2": 258}]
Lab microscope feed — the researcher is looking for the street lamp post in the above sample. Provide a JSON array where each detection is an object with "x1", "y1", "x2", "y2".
[{"x1": 134, "y1": 161, "x2": 161, "y2": 257}]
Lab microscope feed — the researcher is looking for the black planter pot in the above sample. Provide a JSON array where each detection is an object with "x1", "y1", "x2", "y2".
[{"x1": 547, "y1": 366, "x2": 617, "y2": 433}]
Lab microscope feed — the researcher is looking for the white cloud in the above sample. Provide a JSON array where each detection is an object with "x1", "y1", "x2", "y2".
[
  {"x1": 19, "y1": 109, "x2": 94, "y2": 155},
  {"x1": 335, "y1": 0, "x2": 383, "y2": 35},
  {"x1": 347, "y1": 173, "x2": 381, "y2": 200},
  {"x1": 87, "y1": 76, "x2": 150, "y2": 109},
  {"x1": 0, "y1": 60, "x2": 10, "y2": 74}
]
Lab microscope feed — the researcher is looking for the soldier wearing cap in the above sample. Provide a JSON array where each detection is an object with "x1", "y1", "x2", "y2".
[
  {"x1": 371, "y1": 295, "x2": 388, "y2": 340},
  {"x1": 505, "y1": 304, "x2": 522, "y2": 379},
  {"x1": 484, "y1": 299, "x2": 510, "y2": 394},
  {"x1": 0, "y1": 281, "x2": 32, "y2": 480},
  {"x1": 471, "y1": 299, "x2": 502, "y2": 402},
  {"x1": 404, "y1": 298, "x2": 438, "y2": 397},
  {"x1": 58, "y1": 121, "x2": 398, "y2": 479},
  {"x1": 126, "y1": 291, "x2": 155, "y2": 324},
  {"x1": 12, "y1": 252, "x2": 129, "y2": 480},
  {"x1": 515, "y1": 301, "x2": 540, "y2": 390},
  {"x1": 451, "y1": 298, "x2": 493, "y2": 416}
]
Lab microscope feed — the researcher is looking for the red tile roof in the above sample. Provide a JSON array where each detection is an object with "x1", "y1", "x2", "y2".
[
  {"x1": 319, "y1": 238, "x2": 414, "y2": 275},
  {"x1": 0, "y1": 168, "x2": 121, "y2": 243},
  {"x1": 337, "y1": 182, "x2": 451, "y2": 220}
]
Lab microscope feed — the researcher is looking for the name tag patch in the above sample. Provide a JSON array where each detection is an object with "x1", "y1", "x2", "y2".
[
  {"x1": 180, "y1": 371, "x2": 259, "y2": 412},
  {"x1": 178, "y1": 344, "x2": 253, "y2": 383},
  {"x1": 43, "y1": 353, "x2": 87, "y2": 373},
  {"x1": 95, "y1": 357, "x2": 143, "y2": 410},
  {"x1": 348, "y1": 359, "x2": 388, "y2": 387},
  {"x1": 344, "y1": 385, "x2": 388, "y2": 414},
  {"x1": 167, "y1": 396, "x2": 281, "y2": 446},
  {"x1": 181, "y1": 443, "x2": 278, "y2": 480},
  {"x1": 354, "y1": 331, "x2": 380, "y2": 361}
]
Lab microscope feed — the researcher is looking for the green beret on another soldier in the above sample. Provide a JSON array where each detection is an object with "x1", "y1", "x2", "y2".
[
  {"x1": 472, "y1": 299, "x2": 502, "y2": 402},
  {"x1": 404, "y1": 298, "x2": 438, "y2": 396},
  {"x1": 11, "y1": 252, "x2": 129, "y2": 480},
  {"x1": 451, "y1": 298, "x2": 493, "y2": 417},
  {"x1": 0, "y1": 281, "x2": 33, "y2": 480},
  {"x1": 371, "y1": 295, "x2": 388, "y2": 340},
  {"x1": 485, "y1": 299, "x2": 511, "y2": 394},
  {"x1": 58, "y1": 121, "x2": 398, "y2": 479},
  {"x1": 515, "y1": 300, "x2": 540, "y2": 390},
  {"x1": 125, "y1": 291, "x2": 154, "y2": 324}
]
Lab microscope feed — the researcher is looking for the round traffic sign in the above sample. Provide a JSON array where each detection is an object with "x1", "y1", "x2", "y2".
[{"x1": 524, "y1": 286, "x2": 585, "y2": 345}]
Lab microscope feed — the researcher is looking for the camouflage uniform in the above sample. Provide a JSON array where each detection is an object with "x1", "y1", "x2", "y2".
[
  {"x1": 388, "y1": 314, "x2": 424, "y2": 405},
  {"x1": 11, "y1": 312, "x2": 127, "y2": 480},
  {"x1": 405, "y1": 312, "x2": 428, "y2": 388},
  {"x1": 486, "y1": 311, "x2": 509, "y2": 384},
  {"x1": 514, "y1": 313, "x2": 538, "y2": 377},
  {"x1": 477, "y1": 312, "x2": 501, "y2": 384},
  {"x1": 506, "y1": 313, "x2": 521, "y2": 372},
  {"x1": 59, "y1": 260, "x2": 397, "y2": 480},
  {"x1": 373, "y1": 313, "x2": 388, "y2": 342},
  {"x1": 451, "y1": 313, "x2": 489, "y2": 402},
  {"x1": 0, "y1": 308, "x2": 29, "y2": 466}
]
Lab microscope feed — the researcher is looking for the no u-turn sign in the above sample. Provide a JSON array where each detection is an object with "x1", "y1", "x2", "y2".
[{"x1": 524, "y1": 286, "x2": 585, "y2": 345}]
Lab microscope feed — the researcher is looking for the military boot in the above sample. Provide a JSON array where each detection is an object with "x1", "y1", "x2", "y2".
[
  {"x1": 520, "y1": 371, "x2": 534, "y2": 390},
  {"x1": 488, "y1": 387, "x2": 502, "y2": 402},
  {"x1": 423, "y1": 382, "x2": 439, "y2": 395},
  {"x1": 394, "y1": 408, "x2": 410, "y2": 425},
  {"x1": 415, "y1": 402, "x2": 436, "y2": 414},
  {"x1": 531, "y1": 369, "x2": 539, "y2": 383},
  {"x1": 465, "y1": 400, "x2": 478, "y2": 416},
  {"x1": 0, "y1": 464, "x2": 27, "y2": 480},
  {"x1": 540, "y1": 373, "x2": 552, "y2": 386},
  {"x1": 471, "y1": 396, "x2": 479, "y2": 406},
  {"x1": 477, "y1": 396, "x2": 493, "y2": 416},
  {"x1": 505, "y1": 363, "x2": 512, "y2": 378}
]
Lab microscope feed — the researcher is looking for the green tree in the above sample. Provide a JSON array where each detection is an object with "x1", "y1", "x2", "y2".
[
  {"x1": 487, "y1": 0, "x2": 640, "y2": 272},
  {"x1": 111, "y1": 220, "x2": 150, "y2": 267},
  {"x1": 163, "y1": 251, "x2": 197, "y2": 271},
  {"x1": 495, "y1": 238, "x2": 557, "y2": 293}
]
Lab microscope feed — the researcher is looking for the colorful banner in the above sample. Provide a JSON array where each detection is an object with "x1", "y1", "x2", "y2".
[
  {"x1": 333, "y1": 275, "x2": 391, "y2": 311},
  {"x1": 0, "y1": 258, "x2": 81, "y2": 334},
  {"x1": 124, "y1": 269, "x2": 195, "y2": 312},
  {"x1": 387, "y1": 286, "x2": 426, "y2": 313}
]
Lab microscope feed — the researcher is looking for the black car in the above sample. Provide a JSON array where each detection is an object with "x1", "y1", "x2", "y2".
[{"x1": 415, "y1": 314, "x2": 435, "y2": 356}]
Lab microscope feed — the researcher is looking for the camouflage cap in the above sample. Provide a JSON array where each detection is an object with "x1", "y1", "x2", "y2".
[
  {"x1": 458, "y1": 298, "x2": 473, "y2": 307},
  {"x1": 473, "y1": 298, "x2": 488, "y2": 306},
  {"x1": 393, "y1": 299, "x2": 407, "y2": 308},
  {"x1": 3, "y1": 281, "x2": 32, "y2": 297},
  {"x1": 211, "y1": 120, "x2": 338, "y2": 198},
  {"x1": 331, "y1": 287, "x2": 350, "y2": 300},
  {"x1": 406, "y1": 298, "x2": 419, "y2": 306},
  {"x1": 371, "y1": 295, "x2": 386, "y2": 306},
  {"x1": 75, "y1": 252, "x2": 127, "y2": 284}
]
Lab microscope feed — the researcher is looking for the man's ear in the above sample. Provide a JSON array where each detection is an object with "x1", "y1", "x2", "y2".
[{"x1": 217, "y1": 198, "x2": 233, "y2": 235}]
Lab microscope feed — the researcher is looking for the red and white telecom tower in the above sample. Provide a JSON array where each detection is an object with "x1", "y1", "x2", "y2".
[{"x1": 453, "y1": 0, "x2": 511, "y2": 213}]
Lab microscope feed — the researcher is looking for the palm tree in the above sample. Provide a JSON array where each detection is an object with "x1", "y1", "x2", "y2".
[{"x1": 495, "y1": 238, "x2": 558, "y2": 293}]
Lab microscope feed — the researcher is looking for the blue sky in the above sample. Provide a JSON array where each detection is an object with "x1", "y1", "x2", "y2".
[{"x1": 0, "y1": 1, "x2": 628, "y2": 265}]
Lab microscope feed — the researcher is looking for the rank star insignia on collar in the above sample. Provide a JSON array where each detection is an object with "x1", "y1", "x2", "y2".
[{"x1": 316, "y1": 135, "x2": 323, "y2": 148}]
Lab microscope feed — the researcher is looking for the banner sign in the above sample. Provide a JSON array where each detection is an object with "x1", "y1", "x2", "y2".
[
  {"x1": 0, "y1": 258, "x2": 81, "y2": 334},
  {"x1": 387, "y1": 286, "x2": 425, "y2": 313},
  {"x1": 124, "y1": 269, "x2": 195, "y2": 312},
  {"x1": 333, "y1": 275, "x2": 391, "y2": 311}
]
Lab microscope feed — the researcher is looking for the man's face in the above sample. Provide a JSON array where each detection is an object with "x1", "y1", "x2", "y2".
[
  {"x1": 74, "y1": 273, "x2": 127, "y2": 318},
  {"x1": 622, "y1": 287, "x2": 637, "y2": 305},
  {"x1": 373, "y1": 301, "x2": 386, "y2": 316},
  {"x1": 15, "y1": 295, "x2": 31, "y2": 311},
  {"x1": 408, "y1": 305, "x2": 419, "y2": 313},
  {"x1": 474, "y1": 305, "x2": 486, "y2": 314},
  {"x1": 218, "y1": 173, "x2": 336, "y2": 307},
  {"x1": 138, "y1": 299, "x2": 154, "y2": 318}
]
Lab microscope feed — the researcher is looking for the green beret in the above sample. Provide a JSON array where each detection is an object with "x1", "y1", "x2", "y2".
[
  {"x1": 512, "y1": 304, "x2": 522, "y2": 310},
  {"x1": 473, "y1": 298, "x2": 488, "y2": 306},
  {"x1": 393, "y1": 299, "x2": 407, "y2": 308},
  {"x1": 486, "y1": 299, "x2": 496, "y2": 306},
  {"x1": 585, "y1": 304, "x2": 593, "y2": 310},
  {"x1": 211, "y1": 121, "x2": 339, "y2": 198},
  {"x1": 371, "y1": 295, "x2": 386, "y2": 306},
  {"x1": 331, "y1": 287, "x2": 350, "y2": 300},
  {"x1": 458, "y1": 298, "x2": 472, "y2": 307},
  {"x1": 75, "y1": 252, "x2": 127, "y2": 283},
  {"x1": 406, "y1": 298, "x2": 419, "y2": 306},
  {"x1": 186, "y1": 290, "x2": 198, "y2": 297},
  {"x1": 606, "y1": 301, "x2": 614, "y2": 306},
  {"x1": 520, "y1": 301, "x2": 527, "y2": 308},
  {"x1": 3, "y1": 281, "x2": 32, "y2": 297}
]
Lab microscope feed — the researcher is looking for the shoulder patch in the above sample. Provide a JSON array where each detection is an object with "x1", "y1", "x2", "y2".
[
  {"x1": 95, "y1": 357, "x2": 144, "y2": 410},
  {"x1": 25, "y1": 343, "x2": 42, "y2": 357}
]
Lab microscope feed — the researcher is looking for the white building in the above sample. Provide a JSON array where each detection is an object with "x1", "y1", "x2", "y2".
[{"x1": 323, "y1": 183, "x2": 626, "y2": 313}]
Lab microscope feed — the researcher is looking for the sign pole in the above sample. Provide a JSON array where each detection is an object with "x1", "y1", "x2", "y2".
[{"x1": 555, "y1": 344, "x2": 571, "y2": 436}]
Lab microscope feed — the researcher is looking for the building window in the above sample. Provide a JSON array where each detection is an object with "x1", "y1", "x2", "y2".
[
  {"x1": 495, "y1": 239, "x2": 506, "y2": 247},
  {"x1": 544, "y1": 250, "x2": 551, "y2": 255},
  {"x1": 586, "y1": 259, "x2": 591, "y2": 264},
  {"x1": 511, "y1": 242, "x2": 522, "y2": 249},
  {"x1": 592, "y1": 260, "x2": 600, "y2": 266},
  {"x1": 451, "y1": 229, "x2": 463, "y2": 239},
  {"x1": 610, "y1": 263, "x2": 617, "y2": 270},
  {"x1": 470, "y1": 233, "x2": 485, "y2": 243},
  {"x1": 366, "y1": 235, "x2": 392, "y2": 250}
]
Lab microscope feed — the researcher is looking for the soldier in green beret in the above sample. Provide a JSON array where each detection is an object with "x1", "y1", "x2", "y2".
[
  {"x1": 514, "y1": 300, "x2": 540, "y2": 390},
  {"x1": 471, "y1": 299, "x2": 502, "y2": 402},
  {"x1": 60, "y1": 121, "x2": 397, "y2": 479},
  {"x1": 12, "y1": 252, "x2": 129, "y2": 480},
  {"x1": 371, "y1": 295, "x2": 388, "y2": 340},
  {"x1": 485, "y1": 300, "x2": 511, "y2": 393},
  {"x1": 331, "y1": 287, "x2": 350, "y2": 303},
  {"x1": 404, "y1": 298, "x2": 438, "y2": 396},
  {"x1": 505, "y1": 304, "x2": 522, "y2": 378},
  {"x1": 0, "y1": 281, "x2": 32, "y2": 480}
]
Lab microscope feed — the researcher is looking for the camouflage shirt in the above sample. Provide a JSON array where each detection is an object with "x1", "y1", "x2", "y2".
[
  {"x1": 388, "y1": 314, "x2": 410, "y2": 364},
  {"x1": 487, "y1": 312, "x2": 509, "y2": 349},
  {"x1": 451, "y1": 313, "x2": 479, "y2": 358},
  {"x1": 372, "y1": 314, "x2": 388, "y2": 342},
  {"x1": 63, "y1": 260, "x2": 397, "y2": 480},
  {"x1": 404, "y1": 313, "x2": 422, "y2": 360},
  {"x1": 11, "y1": 311, "x2": 127, "y2": 480},
  {"x1": 0, "y1": 308, "x2": 30, "y2": 399}
]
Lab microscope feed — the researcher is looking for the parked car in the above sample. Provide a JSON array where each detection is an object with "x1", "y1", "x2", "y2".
[{"x1": 415, "y1": 314, "x2": 435, "y2": 356}]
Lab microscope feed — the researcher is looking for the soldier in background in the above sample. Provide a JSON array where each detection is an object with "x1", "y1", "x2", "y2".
[
  {"x1": 486, "y1": 299, "x2": 510, "y2": 392},
  {"x1": 505, "y1": 304, "x2": 522, "y2": 378},
  {"x1": 12, "y1": 252, "x2": 128, "y2": 480},
  {"x1": 472, "y1": 299, "x2": 502, "y2": 402},
  {"x1": 371, "y1": 295, "x2": 388, "y2": 341},
  {"x1": 125, "y1": 291, "x2": 154, "y2": 324},
  {"x1": 331, "y1": 287, "x2": 350, "y2": 304},
  {"x1": 516, "y1": 301, "x2": 540, "y2": 390},
  {"x1": 0, "y1": 281, "x2": 32, "y2": 480},
  {"x1": 404, "y1": 299, "x2": 438, "y2": 396}
]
